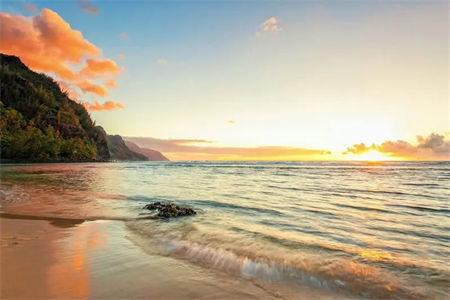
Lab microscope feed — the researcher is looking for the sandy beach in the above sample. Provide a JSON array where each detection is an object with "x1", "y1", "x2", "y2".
[
  {"x1": 1, "y1": 216, "x2": 286, "y2": 299},
  {"x1": 1, "y1": 214, "x2": 357, "y2": 300}
]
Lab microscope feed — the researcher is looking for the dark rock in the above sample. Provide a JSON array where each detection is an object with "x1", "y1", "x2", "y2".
[
  {"x1": 143, "y1": 201, "x2": 164, "y2": 210},
  {"x1": 143, "y1": 202, "x2": 196, "y2": 218}
]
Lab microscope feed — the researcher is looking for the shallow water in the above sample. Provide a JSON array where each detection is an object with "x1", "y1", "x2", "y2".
[{"x1": 1, "y1": 161, "x2": 449, "y2": 299}]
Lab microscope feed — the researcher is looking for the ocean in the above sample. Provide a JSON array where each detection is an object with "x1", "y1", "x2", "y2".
[{"x1": 1, "y1": 161, "x2": 449, "y2": 299}]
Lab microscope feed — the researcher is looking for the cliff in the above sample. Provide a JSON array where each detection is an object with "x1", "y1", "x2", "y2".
[
  {"x1": 0, "y1": 53, "x2": 110, "y2": 161},
  {"x1": 124, "y1": 140, "x2": 169, "y2": 161}
]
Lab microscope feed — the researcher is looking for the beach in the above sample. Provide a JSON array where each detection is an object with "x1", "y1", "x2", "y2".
[
  {"x1": 1, "y1": 162, "x2": 449, "y2": 299},
  {"x1": 1, "y1": 215, "x2": 341, "y2": 300},
  {"x1": 1, "y1": 216, "x2": 271, "y2": 299}
]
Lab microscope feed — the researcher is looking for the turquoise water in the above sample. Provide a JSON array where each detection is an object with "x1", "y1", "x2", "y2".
[{"x1": 1, "y1": 161, "x2": 449, "y2": 299}]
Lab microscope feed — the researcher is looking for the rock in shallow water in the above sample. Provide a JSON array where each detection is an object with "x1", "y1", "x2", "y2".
[
  {"x1": 143, "y1": 201, "x2": 164, "y2": 210},
  {"x1": 143, "y1": 202, "x2": 196, "y2": 218}
]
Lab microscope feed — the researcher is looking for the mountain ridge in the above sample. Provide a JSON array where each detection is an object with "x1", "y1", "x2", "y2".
[{"x1": 124, "y1": 140, "x2": 169, "y2": 161}]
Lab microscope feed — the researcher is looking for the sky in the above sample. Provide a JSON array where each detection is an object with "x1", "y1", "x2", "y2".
[{"x1": 1, "y1": 0, "x2": 448, "y2": 160}]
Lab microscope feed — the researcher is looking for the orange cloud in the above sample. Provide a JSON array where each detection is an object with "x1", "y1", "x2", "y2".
[
  {"x1": 117, "y1": 53, "x2": 126, "y2": 60},
  {"x1": 83, "y1": 100, "x2": 125, "y2": 111},
  {"x1": 344, "y1": 133, "x2": 450, "y2": 160},
  {"x1": 77, "y1": 80, "x2": 108, "y2": 97},
  {"x1": 33, "y1": 9, "x2": 100, "y2": 62},
  {"x1": 80, "y1": 59, "x2": 120, "y2": 78},
  {"x1": 105, "y1": 78, "x2": 117, "y2": 88},
  {"x1": 25, "y1": 4, "x2": 38, "y2": 13},
  {"x1": 0, "y1": 9, "x2": 122, "y2": 102},
  {"x1": 1, "y1": 10, "x2": 85, "y2": 80},
  {"x1": 79, "y1": 0, "x2": 99, "y2": 15}
]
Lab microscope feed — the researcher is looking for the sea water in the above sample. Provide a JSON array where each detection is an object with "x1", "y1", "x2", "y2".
[{"x1": 1, "y1": 161, "x2": 449, "y2": 299}]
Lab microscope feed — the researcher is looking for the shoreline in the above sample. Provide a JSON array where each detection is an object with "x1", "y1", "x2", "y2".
[
  {"x1": 0, "y1": 216, "x2": 352, "y2": 300},
  {"x1": 0, "y1": 216, "x2": 282, "y2": 299}
]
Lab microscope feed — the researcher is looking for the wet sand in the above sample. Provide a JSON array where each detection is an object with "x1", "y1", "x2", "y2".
[
  {"x1": 1, "y1": 216, "x2": 352, "y2": 300},
  {"x1": 0, "y1": 216, "x2": 295, "y2": 300}
]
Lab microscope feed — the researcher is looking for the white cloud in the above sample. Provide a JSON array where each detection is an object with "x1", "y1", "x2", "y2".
[{"x1": 257, "y1": 17, "x2": 282, "y2": 36}]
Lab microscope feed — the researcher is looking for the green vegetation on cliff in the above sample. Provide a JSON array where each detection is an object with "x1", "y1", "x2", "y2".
[{"x1": 0, "y1": 54, "x2": 110, "y2": 161}]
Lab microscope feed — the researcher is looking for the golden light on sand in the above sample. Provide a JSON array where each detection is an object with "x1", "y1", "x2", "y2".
[{"x1": 348, "y1": 149, "x2": 393, "y2": 162}]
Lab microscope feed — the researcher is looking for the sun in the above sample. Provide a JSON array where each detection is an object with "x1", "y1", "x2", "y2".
[{"x1": 349, "y1": 149, "x2": 392, "y2": 161}]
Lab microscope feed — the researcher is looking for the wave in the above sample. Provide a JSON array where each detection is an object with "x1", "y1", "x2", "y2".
[
  {"x1": 0, "y1": 212, "x2": 157, "y2": 224},
  {"x1": 266, "y1": 185, "x2": 310, "y2": 192},
  {"x1": 403, "y1": 183, "x2": 441, "y2": 187},
  {"x1": 164, "y1": 239, "x2": 344, "y2": 288},
  {"x1": 367, "y1": 224, "x2": 450, "y2": 245},
  {"x1": 191, "y1": 200, "x2": 286, "y2": 216},
  {"x1": 387, "y1": 204, "x2": 450, "y2": 215},
  {"x1": 125, "y1": 220, "x2": 439, "y2": 300},
  {"x1": 335, "y1": 187, "x2": 441, "y2": 200},
  {"x1": 334, "y1": 203, "x2": 397, "y2": 215}
]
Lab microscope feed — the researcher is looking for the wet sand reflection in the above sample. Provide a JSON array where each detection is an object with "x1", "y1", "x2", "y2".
[{"x1": 48, "y1": 221, "x2": 107, "y2": 299}]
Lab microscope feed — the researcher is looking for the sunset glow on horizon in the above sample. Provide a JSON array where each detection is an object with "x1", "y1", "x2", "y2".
[{"x1": 344, "y1": 149, "x2": 395, "y2": 162}]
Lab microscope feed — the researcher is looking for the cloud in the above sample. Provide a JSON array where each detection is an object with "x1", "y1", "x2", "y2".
[
  {"x1": 77, "y1": 79, "x2": 108, "y2": 97},
  {"x1": 32, "y1": 9, "x2": 100, "y2": 61},
  {"x1": 105, "y1": 78, "x2": 117, "y2": 88},
  {"x1": 120, "y1": 32, "x2": 128, "y2": 40},
  {"x1": 343, "y1": 133, "x2": 450, "y2": 160},
  {"x1": 124, "y1": 137, "x2": 331, "y2": 161},
  {"x1": 78, "y1": 0, "x2": 99, "y2": 15},
  {"x1": 117, "y1": 53, "x2": 126, "y2": 60},
  {"x1": 156, "y1": 58, "x2": 168, "y2": 66},
  {"x1": 344, "y1": 143, "x2": 373, "y2": 155},
  {"x1": 257, "y1": 17, "x2": 282, "y2": 36},
  {"x1": 168, "y1": 139, "x2": 213, "y2": 145},
  {"x1": 80, "y1": 58, "x2": 121, "y2": 78},
  {"x1": 25, "y1": 4, "x2": 38, "y2": 13},
  {"x1": 83, "y1": 100, "x2": 125, "y2": 111},
  {"x1": 417, "y1": 133, "x2": 448, "y2": 152},
  {"x1": 0, "y1": 9, "x2": 122, "y2": 105}
]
